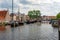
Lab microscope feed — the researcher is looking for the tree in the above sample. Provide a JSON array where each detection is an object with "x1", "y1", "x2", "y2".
[
  {"x1": 56, "y1": 12, "x2": 60, "y2": 19},
  {"x1": 28, "y1": 10, "x2": 41, "y2": 19},
  {"x1": 36, "y1": 10, "x2": 41, "y2": 17},
  {"x1": 28, "y1": 11, "x2": 33, "y2": 18}
]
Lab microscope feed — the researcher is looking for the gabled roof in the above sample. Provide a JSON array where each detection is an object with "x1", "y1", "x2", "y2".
[{"x1": 0, "y1": 10, "x2": 8, "y2": 20}]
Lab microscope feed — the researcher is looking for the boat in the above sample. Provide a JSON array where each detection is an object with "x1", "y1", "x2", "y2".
[{"x1": 10, "y1": 21, "x2": 19, "y2": 27}]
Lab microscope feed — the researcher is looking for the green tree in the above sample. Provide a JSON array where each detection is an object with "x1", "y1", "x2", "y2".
[
  {"x1": 28, "y1": 10, "x2": 41, "y2": 19},
  {"x1": 28, "y1": 11, "x2": 33, "y2": 18},
  {"x1": 36, "y1": 10, "x2": 41, "y2": 17},
  {"x1": 56, "y1": 12, "x2": 60, "y2": 19}
]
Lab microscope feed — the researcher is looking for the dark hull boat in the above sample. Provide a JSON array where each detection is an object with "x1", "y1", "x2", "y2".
[
  {"x1": 10, "y1": 21, "x2": 19, "y2": 27},
  {"x1": 25, "y1": 20, "x2": 30, "y2": 24},
  {"x1": 26, "y1": 20, "x2": 37, "y2": 24},
  {"x1": 10, "y1": 23, "x2": 19, "y2": 27},
  {"x1": 30, "y1": 20, "x2": 37, "y2": 23},
  {"x1": 19, "y1": 22, "x2": 24, "y2": 25}
]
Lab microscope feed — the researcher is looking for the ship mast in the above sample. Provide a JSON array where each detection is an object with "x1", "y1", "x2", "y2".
[
  {"x1": 18, "y1": 7, "x2": 20, "y2": 21},
  {"x1": 11, "y1": 0, "x2": 14, "y2": 20}
]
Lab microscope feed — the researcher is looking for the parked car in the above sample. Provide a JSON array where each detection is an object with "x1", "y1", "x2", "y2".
[{"x1": 51, "y1": 20, "x2": 58, "y2": 27}]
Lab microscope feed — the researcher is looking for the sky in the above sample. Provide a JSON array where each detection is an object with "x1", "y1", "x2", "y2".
[{"x1": 0, "y1": 0, "x2": 60, "y2": 16}]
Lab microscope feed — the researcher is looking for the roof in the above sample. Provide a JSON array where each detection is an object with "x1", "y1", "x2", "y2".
[{"x1": 0, "y1": 10, "x2": 8, "y2": 20}]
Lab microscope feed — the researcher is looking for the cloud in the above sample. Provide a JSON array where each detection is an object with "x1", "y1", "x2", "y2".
[
  {"x1": 27, "y1": 0, "x2": 53, "y2": 4},
  {"x1": 0, "y1": 0, "x2": 3, "y2": 3},
  {"x1": 53, "y1": 0, "x2": 60, "y2": 2},
  {"x1": 0, "y1": 0, "x2": 60, "y2": 16}
]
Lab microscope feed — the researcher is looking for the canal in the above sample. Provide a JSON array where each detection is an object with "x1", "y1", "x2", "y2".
[{"x1": 0, "y1": 23, "x2": 58, "y2": 40}]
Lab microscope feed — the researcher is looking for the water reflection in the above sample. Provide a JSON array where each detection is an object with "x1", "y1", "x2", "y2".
[
  {"x1": 0, "y1": 24, "x2": 58, "y2": 40},
  {"x1": 0, "y1": 26, "x2": 6, "y2": 31}
]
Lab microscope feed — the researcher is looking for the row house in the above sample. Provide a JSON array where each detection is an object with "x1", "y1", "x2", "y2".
[
  {"x1": 0, "y1": 10, "x2": 11, "y2": 23},
  {"x1": 11, "y1": 13, "x2": 27, "y2": 22},
  {"x1": 42, "y1": 16, "x2": 56, "y2": 21}
]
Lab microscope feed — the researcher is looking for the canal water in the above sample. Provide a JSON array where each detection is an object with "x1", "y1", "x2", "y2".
[{"x1": 0, "y1": 23, "x2": 58, "y2": 40}]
